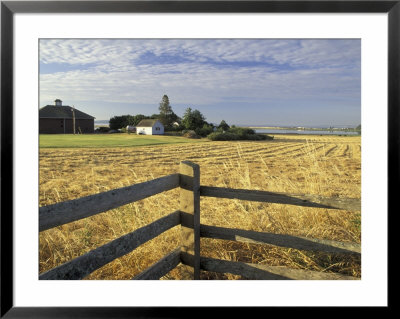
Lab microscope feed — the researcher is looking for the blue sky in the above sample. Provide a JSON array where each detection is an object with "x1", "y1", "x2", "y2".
[{"x1": 39, "y1": 39, "x2": 361, "y2": 127}]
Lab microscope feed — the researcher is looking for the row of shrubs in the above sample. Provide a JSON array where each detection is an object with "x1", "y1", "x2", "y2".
[
  {"x1": 207, "y1": 127, "x2": 274, "y2": 141},
  {"x1": 181, "y1": 127, "x2": 274, "y2": 141}
]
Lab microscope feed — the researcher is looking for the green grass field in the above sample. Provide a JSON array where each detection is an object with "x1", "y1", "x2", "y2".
[{"x1": 39, "y1": 133, "x2": 209, "y2": 148}]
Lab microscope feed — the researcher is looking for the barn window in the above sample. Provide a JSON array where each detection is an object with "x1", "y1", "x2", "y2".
[
  {"x1": 60, "y1": 120, "x2": 63, "y2": 128},
  {"x1": 156, "y1": 127, "x2": 160, "y2": 131}
]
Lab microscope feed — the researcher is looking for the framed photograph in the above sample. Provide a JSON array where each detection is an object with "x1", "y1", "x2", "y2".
[{"x1": 1, "y1": 0, "x2": 394, "y2": 316}]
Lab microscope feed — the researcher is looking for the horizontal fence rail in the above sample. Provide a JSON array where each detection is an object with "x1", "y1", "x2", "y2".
[
  {"x1": 40, "y1": 211, "x2": 180, "y2": 280},
  {"x1": 200, "y1": 186, "x2": 361, "y2": 212},
  {"x1": 39, "y1": 161, "x2": 361, "y2": 280},
  {"x1": 199, "y1": 224, "x2": 361, "y2": 254},
  {"x1": 132, "y1": 248, "x2": 181, "y2": 280},
  {"x1": 198, "y1": 256, "x2": 358, "y2": 280},
  {"x1": 180, "y1": 252, "x2": 358, "y2": 280},
  {"x1": 39, "y1": 173, "x2": 180, "y2": 232}
]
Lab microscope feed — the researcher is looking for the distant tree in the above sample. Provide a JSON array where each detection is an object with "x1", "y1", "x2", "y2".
[
  {"x1": 218, "y1": 120, "x2": 230, "y2": 131},
  {"x1": 132, "y1": 114, "x2": 148, "y2": 126},
  {"x1": 181, "y1": 108, "x2": 193, "y2": 130},
  {"x1": 157, "y1": 94, "x2": 179, "y2": 128},
  {"x1": 159, "y1": 95, "x2": 173, "y2": 117},
  {"x1": 109, "y1": 115, "x2": 133, "y2": 130},
  {"x1": 195, "y1": 123, "x2": 214, "y2": 137},
  {"x1": 109, "y1": 114, "x2": 151, "y2": 129},
  {"x1": 356, "y1": 124, "x2": 361, "y2": 131},
  {"x1": 191, "y1": 109, "x2": 206, "y2": 128},
  {"x1": 182, "y1": 107, "x2": 207, "y2": 130}
]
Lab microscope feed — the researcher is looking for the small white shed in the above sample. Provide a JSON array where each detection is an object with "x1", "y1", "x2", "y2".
[
  {"x1": 126, "y1": 125, "x2": 136, "y2": 133},
  {"x1": 136, "y1": 119, "x2": 164, "y2": 135}
]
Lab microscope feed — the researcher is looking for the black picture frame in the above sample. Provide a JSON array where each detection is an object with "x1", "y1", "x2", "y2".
[{"x1": 1, "y1": 0, "x2": 395, "y2": 317}]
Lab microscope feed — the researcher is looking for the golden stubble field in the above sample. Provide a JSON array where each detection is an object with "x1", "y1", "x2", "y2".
[{"x1": 39, "y1": 134, "x2": 361, "y2": 280}]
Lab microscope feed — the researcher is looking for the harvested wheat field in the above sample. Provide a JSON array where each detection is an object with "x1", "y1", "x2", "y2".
[{"x1": 39, "y1": 134, "x2": 361, "y2": 280}]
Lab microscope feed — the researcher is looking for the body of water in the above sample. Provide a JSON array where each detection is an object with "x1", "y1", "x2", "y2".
[
  {"x1": 95, "y1": 120, "x2": 109, "y2": 126},
  {"x1": 255, "y1": 129, "x2": 360, "y2": 135}
]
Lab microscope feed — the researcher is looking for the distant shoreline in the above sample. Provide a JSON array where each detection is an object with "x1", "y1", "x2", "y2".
[{"x1": 247, "y1": 126, "x2": 359, "y2": 132}]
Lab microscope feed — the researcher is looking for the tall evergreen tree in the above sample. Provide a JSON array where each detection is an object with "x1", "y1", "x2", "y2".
[
  {"x1": 158, "y1": 94, "x2": 178, "y2": 128},
  {"x1": 159, "y1": 95, "x2": 173, "y2": 117}
]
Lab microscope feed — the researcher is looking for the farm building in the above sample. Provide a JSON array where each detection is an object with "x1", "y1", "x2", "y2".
[
  {"x1": 136, "y1": 119, "x2": 164, "y2": 135},
  {"x1": 126, "y1": 125, "x2": 136, "y2": 133},
  {"x1": 39, "y1": 99, "x2": 95, "y2": 134}
]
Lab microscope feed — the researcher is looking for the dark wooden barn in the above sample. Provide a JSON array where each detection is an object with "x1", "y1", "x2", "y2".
[{"x1": 39, "y1": 99, "x2": 95, "y2": 134}]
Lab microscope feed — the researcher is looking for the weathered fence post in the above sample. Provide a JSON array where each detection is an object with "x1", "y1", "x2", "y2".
[{"x1": 179, "y1": 161, "x2": 200, "y2": 279}]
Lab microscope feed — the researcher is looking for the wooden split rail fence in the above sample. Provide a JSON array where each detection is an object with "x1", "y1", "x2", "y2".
[{"x1": 39, "y1": 161, "x2": 361, "y2": 280}]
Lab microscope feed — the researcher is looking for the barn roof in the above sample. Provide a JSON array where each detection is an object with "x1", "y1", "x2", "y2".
[
  {"x1": 136, "y1": 119, "x2": 162, "y2": 127},
  {"x1": 39, "y1": 105, "x2": 95, "y2": 120}
]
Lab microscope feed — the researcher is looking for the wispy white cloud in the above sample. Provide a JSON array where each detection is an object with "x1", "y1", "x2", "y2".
[
  {"x1": 39, "y1": 39, "x2": 360, "y2": 124},
  {"x1": 40, "y1": 39, "x2": 360, "y2": 68}
]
